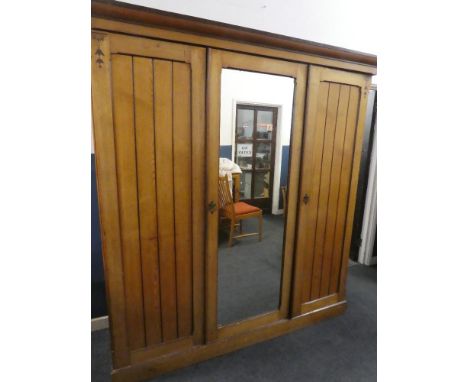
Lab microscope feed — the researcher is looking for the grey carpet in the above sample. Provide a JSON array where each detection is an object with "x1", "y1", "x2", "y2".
[
  {"x1": 218, "y1": 214, "x2": 284, "y2": 325},
  {"x1": 92, "y1": 264, "x2": 376, "y2": 382}
]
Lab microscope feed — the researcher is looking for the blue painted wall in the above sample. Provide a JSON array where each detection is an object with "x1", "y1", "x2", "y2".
[
  {"x1": 218, "y1": 144, "x2": 290, "y2": 209},
  {"x1": 91, "y1": 154, "x2": 107, "y2": 318},
  {"x1": 279, "y1": 145, "x2": 289, "y2": 210},
  {"x1": 219, "y1": 145, "x2": 232, "y2": 160},
  {"x1": 91, "y1": 155, "x2": 103, "y2": 282}
]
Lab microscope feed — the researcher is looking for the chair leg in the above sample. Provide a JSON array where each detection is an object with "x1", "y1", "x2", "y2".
[
  {"x1": 228, "y1": 218, "x2": 235, "y2": 247},
  {"x1": 258, "y1": 214, "x2": 263, "y2": 241}
]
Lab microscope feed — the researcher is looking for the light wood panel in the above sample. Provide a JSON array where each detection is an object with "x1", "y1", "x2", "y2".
[
  {"x1": 338, "y1": 84, "x2": 370, "y2": 299},
  {"x1": 290, "y1": 71, "x2": 322, "y2": 316},
  {"x1": 133, "y1": 56, "x2": 162, "y2": 345},
  {"x1": 93, "y1": 32, "x2": 206, "y2": 368},
  {"x1": 173, "y1": 62, "x2": 193, "y2": 338},
  {"x1": 153, "y1": 59, "x2": 178, "y2": 342},
  {"x1": 205, "y1": 49, "x2": 222, "y2": 342},
  {"x1": 189, "y1": 47, "x2": 206, "y2": 345},
  {"x1": 108, "y1": 32, "x2": 190, "y2": 62},
  {"x1": 298, "y1": 80, "x2": 330, "y2": 305},
  {"x1": 111, "y1": 54, "x2": 146, "y2": 350},
  {"x1": 319, "y1": 85, "x2": 351, "y2": 297},
  {"x1": 309, "y1": 83, "x2": 340, "y2": 301},
  {"x1": 328, "y1": 87, "x2": 361, "y2": 294},
  {"x1": 293, "y1": 66, "x2": 370, "y2": 314},
  {"x1": 278, "y1": 63, "x2": 307, "y2": 318},
  {"x1": 91, "y1": 33, "x2": 130, "y2": 368},
  {"x1": 130, "y1": 338, "x2": 193, "y2": 365},
  {"x1": 300, "y1": 294, "x2": 340, "y2": 315}
]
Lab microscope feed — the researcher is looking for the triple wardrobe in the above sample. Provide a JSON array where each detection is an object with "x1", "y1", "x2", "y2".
[{"x1": 91, "y1": 1, "x2": 377, "y2": 381}]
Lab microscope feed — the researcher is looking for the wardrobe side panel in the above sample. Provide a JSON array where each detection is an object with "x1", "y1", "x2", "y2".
[{"x1": 92, "y1": 33, "x2": 130, "y2": 368}]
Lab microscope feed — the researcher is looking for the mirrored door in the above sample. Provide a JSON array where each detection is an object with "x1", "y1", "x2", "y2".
[{"x1": 206, "y1": 49, "x2": 307, "y2": 341}]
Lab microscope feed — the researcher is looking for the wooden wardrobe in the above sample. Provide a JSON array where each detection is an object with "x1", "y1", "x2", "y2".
[{"x1": 91, "y1": 2, "x2": 377, "y2": 381}]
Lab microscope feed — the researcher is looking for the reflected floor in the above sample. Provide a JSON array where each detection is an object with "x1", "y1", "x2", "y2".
[{"x1": 218, "y1": 214, "x2": 284, "y2": 326}]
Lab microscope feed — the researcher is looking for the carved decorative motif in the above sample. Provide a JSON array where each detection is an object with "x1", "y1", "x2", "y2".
[
  {"x1": 94, "y1": 35, "x2": 105, "y2": 68},
  {"x1": 363, "y1": 84, "x2": 371, "y2": 96}
]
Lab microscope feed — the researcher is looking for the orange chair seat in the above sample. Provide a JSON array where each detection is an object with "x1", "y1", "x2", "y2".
[{"x1": 234, "y1": 202, "x2": 261, "y2": 215}]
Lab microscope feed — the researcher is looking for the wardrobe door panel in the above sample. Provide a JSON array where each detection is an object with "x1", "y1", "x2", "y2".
[
  {"x1": 292, "y1": 67, "x2": 370, "y2": 315},
  {"x1": 205, "y1": 48, "x2": 307, "y2": 341},
  {"x1": 92, "y1": 32, "x2": 205, "y2": 367}
]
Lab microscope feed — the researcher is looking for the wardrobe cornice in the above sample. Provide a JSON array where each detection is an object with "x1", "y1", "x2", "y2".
[{"x1": 91, "y1": 0, "x2": 377, "y2": 74}]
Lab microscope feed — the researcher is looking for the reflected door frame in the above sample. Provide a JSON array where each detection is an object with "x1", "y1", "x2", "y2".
[
  {"x1": 206, "y1": 48, "x2": 307, "y2": 342},
  {"x1": 235, "y1": 104, "x2": 278, "y2": 212}
]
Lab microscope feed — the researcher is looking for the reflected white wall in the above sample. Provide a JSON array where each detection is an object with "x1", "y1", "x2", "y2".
[{"x1": 220, "y1": 69, "x2": 294, "y2": 214}]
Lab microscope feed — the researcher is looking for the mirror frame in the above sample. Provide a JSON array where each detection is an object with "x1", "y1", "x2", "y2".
[{"x1": 206, "y1": 48, "x2": 307, "y2": 342}]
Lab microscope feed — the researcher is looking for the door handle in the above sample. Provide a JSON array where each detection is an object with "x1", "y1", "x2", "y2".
[
  {"x1": 208, "y1": 200, "x2": 217, "y2": 214},
  {"x1": 303, "y1": 193, "x2": 310, "y2": 205}
]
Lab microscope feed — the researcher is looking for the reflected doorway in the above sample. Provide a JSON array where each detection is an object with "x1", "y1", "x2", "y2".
[{"x1": 235, "y1": 104, "x2": 278, "y2": 212}]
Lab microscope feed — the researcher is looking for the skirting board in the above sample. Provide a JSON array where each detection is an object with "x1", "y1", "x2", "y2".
[{"x1": 92, "y1": 315, "x2": 109, "y2": 332}]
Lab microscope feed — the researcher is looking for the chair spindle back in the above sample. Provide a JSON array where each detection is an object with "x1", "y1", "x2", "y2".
[{"x1": 218, "y1": 175, "x2": 234, "y2": 217}]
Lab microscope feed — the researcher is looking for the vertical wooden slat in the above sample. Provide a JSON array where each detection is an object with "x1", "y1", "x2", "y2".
[
  {"x1": 319, "y1": 85, "x2": 351, "y2": 297},
  {"x1": 112, "y1": 54, "x2": 146, "y2": 350},
  {"x1": 154, "y1": 59, "x2": 178, "y2": 341},
  {"x1": 190, "y1": 47, "x2": 206, "y2": 345},
  {"x1": 338, "y1": 82, "x2": 370, "y2": 299},
  {"x1": 309, "y1": 83, "x2": 341, "y2": 300},
  {"x1": 91, "y1": 34, "x2": 130, "y2": 367},
  {"x1": 133, "y1": 56, "x2": 162, "y2": 345},
  {"x1": 173, "y1": 62, "x2": 193, "y2": 338},
  {"x1": 300, "y1": 81, "x2": 330, "y2": 303},
  {"x1": 206, "y1": 49, "x2": 222, "y2": 341},
  {"x1": 328, "y1": 86, "x2": 361, "y2": 294}
]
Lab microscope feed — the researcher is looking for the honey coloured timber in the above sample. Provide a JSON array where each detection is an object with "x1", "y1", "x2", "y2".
[{"x1": 91, "y1": 1, "x2": 376, "y2": 381}]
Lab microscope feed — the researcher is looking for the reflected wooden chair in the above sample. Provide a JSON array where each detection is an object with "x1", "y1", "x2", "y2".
[
  {"x1": 218, "y1": 175, "x2": 263, "y2": 247},
  {"x1": 231, "y1": 173, "x2": 241, "y2": 202}
]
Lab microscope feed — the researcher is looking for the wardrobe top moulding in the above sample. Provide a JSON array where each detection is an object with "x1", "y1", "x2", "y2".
[{"x1": 91, "y1": 0, "x2": 377, "y2": 75}]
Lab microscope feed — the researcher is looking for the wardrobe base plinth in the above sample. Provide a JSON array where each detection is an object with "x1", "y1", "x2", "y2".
[{"x1": 111, "y1": 301, "x2": 347, "y2": 382}]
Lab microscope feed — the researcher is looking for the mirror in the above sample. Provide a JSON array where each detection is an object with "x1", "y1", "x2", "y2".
[{"x1": 217, "y1": 68, "x2": 295, "y2": 326}]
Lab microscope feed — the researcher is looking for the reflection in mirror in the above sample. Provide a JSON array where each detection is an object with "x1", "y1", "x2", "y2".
[{"x1": 218, "y1": 69, "x2": 295, "y2": 326}]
